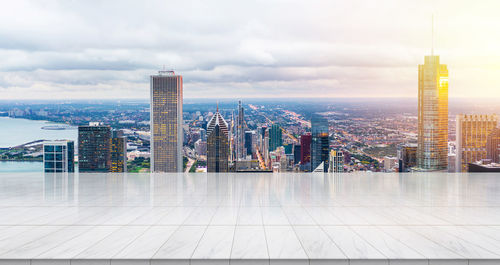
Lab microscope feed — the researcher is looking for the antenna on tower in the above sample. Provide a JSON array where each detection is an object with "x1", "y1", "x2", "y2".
[
  {"x1": 216, "y1": 101, "x2": 219, "y2": 112},
  {"x1": 431, "y1": 14, "x2": 434, "y2": 56}
]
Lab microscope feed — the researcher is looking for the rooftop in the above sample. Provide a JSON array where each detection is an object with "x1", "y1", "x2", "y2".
[{"x1": 0, "y1": 172, "x2": 499, "y2": 264}]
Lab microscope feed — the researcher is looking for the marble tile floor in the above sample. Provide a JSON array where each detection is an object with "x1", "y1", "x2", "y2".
[{"x1": 0, "y1": 172, "x2": 498, "y2": 265}]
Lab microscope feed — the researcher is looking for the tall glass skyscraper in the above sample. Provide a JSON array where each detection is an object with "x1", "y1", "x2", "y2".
[
  {"x1": 236, "y1": 100, "x2": 245, "y2": 160},
  {"x1": 150, "y1": 70, "x2": 183, "y2": 172},
  {"x1": 269, "y1": 124, "x2": 282, "y2": 152},
  {"x1": 207, "y1": 106, "x2": 229, "y2": 172},
  {"x1": 311, "y1": 114, "x2": 329, "y2": 172},
  {"x1": 417, "y1": 55, "x2": 448, "y2": 171}
]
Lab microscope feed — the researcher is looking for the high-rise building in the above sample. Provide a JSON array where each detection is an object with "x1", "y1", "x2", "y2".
[
  {"x1": 150, "y1": 70, "x2": 183, "y2": 172},
  {"x1": 110, "y1": 130, "x2": 127, "y2": 172},
  {"x1": 78, "y1": 123, "x2": 111, "y2": 172},
  {"x1": 269, "y1": 124, "x2": 283, "y2": 152},
  {"x1": 236, "y1": 100, "x2": 245, "y2": 160},
  {"x1": 293, "y1": 144, "x2": 301, "y2": 165},
  {"x1": 398, "y1": 144, "x2": 417, "y2": 172},
  {"x1": 245, "y1": 131, "x2": 253, "y2": 156},
  {"x1": 311, "y1": 114, "x2": 329, "y2": 172},
  {"x1": 417, "y1": 54, "x2": 448, "y2": 171},
  {"x1": 487, "y1": 128, "x2": 500, "y2": 163},
  {"x1": 300, "y1": 133, "x2": 312, "y2": 171},
  {"x1": 207, "y1": 106, "x2": 230, "y2": 172},
  {"x1": 456, "y1": 114, "x2": 498, "y2": 172},
  {"x1": 43, "y1": 140, "x2": 74, "y2": 173},
  {"x1": 328, "y1": 149, "x2": 344, "y2": 173}
]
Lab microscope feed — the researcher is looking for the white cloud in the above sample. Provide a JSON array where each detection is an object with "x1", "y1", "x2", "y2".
[{"x1": 0, "y1": 0, "x2": 500, "y2": 99}]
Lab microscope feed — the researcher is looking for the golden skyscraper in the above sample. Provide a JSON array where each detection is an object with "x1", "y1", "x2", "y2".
[
  {"x1": 456, "y1": 114, "x2": 498, "y2": 172},
  {"x1": 417, "y1": 55, "x2": 448, "y2": 171},
  {"x1": 150, "y1": 70, "x2": 183, "y2": 172}
]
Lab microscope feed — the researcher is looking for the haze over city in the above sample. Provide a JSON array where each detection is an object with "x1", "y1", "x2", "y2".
[{"x1": 1, "y1": 0, "x2": 500, "y2": 99}]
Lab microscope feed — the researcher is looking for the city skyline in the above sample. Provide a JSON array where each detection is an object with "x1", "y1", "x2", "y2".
[{"x1": 1, "y1": 0, "x2": 500, "y2": 99}]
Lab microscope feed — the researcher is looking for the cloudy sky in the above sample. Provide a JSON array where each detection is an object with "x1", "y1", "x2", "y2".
[{"x1": 1, "y1": 0, "x2": 500, "y2": 99}]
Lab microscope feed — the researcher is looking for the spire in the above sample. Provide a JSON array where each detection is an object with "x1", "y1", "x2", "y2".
[
  {"x1": 431, "y1": 14, "x2": 434, "y2": 56},
  {"x1": 216, "y1": 101, "x2": 219, "y2": 113}
]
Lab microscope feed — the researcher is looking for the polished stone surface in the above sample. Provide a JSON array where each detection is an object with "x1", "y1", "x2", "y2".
[{"x1": 0, "y1": 172, "x2": 499, "y2": 265}]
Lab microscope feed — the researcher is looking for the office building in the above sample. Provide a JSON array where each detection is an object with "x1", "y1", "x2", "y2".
[
  {"x1": 236, "y1": 100, "x2": 245, "y2": 160},
  {"x1": 456, "y1": 114, "x2": 498, "y2": 172},
  {"x1": 110, "y1": 130, "x2": 127, "y2": 172},
  {"x1": 398, "y1": 144, "x2": 417, "y2": 172},
  {"x1": 293, "y1": 144, "x2": 301, "y2": 165},
  {"x1": 43, "y1": 140, "x2": 74, "y2": 173},
  {"x1": 328, "y1": 149, "x2": 344, "y2": 173},
  {"x1": 417, "y1": 54, "x2": 448, "y2": 171},
  {"x1": 487, "y1": 128, "x2": 500, "y2": 163},
  {"x1": 245, "y1": 131, "x2": 253, "y2": 156},
  {"x1": 300, "y1": 133, "x2": 312, "y2": 171},
  {"x1": 383, "y1": 156, "x2": 398, "y2": 172},
  {"x1": 311, "y1": 114, "x2": 329, "y2": 172},
  {"x1": 207, "y1": 106, "x2": 229, "y2": 172},
  {"x1": 150, "y1": 70, "x2": 183, "y2": 172},
  {"x1": 78, "y1": 123, "x2": 111, "y2": 172},
  {"x1": 269, "y1": 124, "x2": 282, "y2": 152}
]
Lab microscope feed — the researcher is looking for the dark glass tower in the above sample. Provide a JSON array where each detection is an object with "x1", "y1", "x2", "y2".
[
  {"x1": 311, "y1": 114, "x2": 329, "y2": 172},
  {"x1": 78, "y1": 123, "x2": 111, "y2": 172},
  {"x1": 269, "y1": 124, "x2": 282, "y2": 152},
  {"x1": 207, "y1": 106, "x2": 229, "y2": 172}
]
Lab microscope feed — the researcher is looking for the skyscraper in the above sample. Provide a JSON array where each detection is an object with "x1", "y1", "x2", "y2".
[
  {"x1": 487, "y1": 128, "x2": 500, "y2": 163},
  {"x1": 110, "y1": 130, "x2": 127, "y2": 172},
  {"x1": 236, "y1": 100, "x2": 245, "y2": 160},
  {"x1": 207, "y1": 105, "x2": 229, "y2": 172},
  {"x1": 417, "y1": 54, "x2": 449, "y2": 171},
  {"x1": 328, "y1": 149, "x2": 344, "y2": 173},
  {"x1": 78, "y1": 123, "x2": 111, "y2": 172},
  {"x1": 456, "y1": 114, "x2": 498, "y2": 172},
  {"x1": 300, "y1": 133, "x2": 312, "y2": 171},
  {"x1": 245, "y1": 131, "x2": 253, "y2": 156},
  {"x1": 43, "y1": 140, "x2": 74, "y2": 173},
  {"x1": 150, "y1": 70, "x2": 183, "y2": 172},
  {"x1": 311, "y1": 114, "x2": 329, "y2": 172},
  {"x1": 398, "y1": 143, "x2": 417, "y2": 172},
  {"x1": 269, "y1": 124, "x2": 282, "y2": 152}
]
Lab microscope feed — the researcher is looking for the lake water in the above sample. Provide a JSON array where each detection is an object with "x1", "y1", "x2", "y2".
[
  {"x1": 0, "y1": 161, "x2": 43, "y2": 172},
  {"x1": 0, "y1": 117, "x2": 77, "y2": 148}
]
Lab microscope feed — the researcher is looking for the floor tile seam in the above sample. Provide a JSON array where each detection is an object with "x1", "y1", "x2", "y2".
[
  {"x1": 404, "y1": 226, "x2": 469, "y2": 259},
  {"x1": 189, "y1": 205, "x2": 221, "y2": 260},
  {"x1": 110, "y1": 225, "x2": 154, "y2": 259},
  {"x1": 68, "y1": 225, "x2": 124, "y2": 259},
  {"x1": 0, "y1": 224, "x2": 70, "y2": 257},
  {"x1": 30, "y1": 225, "x2": 95, "y2": 259},
  {"x1": 416, "y1": 225, "x2": 500, "y2": 258}
]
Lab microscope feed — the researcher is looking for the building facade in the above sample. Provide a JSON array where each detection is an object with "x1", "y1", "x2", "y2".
[
  {"x1": 78, "y1": 123, "x2": 111, "y2": 172},
  {"x1": 300, "y1": 133, "x2": 312, "y2": 171},
  {"x1": 269, "y1": 124, "x2": 282, "y2": 152},
  {"x1": 311, "y1": 114, "x2": 329, "y2": 172},
  {"x1": 110, "y1": 130, "x2": 127, "y2": 172},
  {"x1": 328, "y1": 149, "x2": 344, "y2": 173},
  {"x1": 150, "y1": 70, "x2": 183, "y2": 172},
  {"x1": 487, "y1": 127, "x2": 500, "y2": 163},
  {"x1": 417, "y1": 55, "x2": 448, "y2": 171},
  {"x1": 456, "y1": 114, "x2": 498, "y2": 172},
  {"x1": 398, "y1": 144, "x2": 417, "y2": 172},
  {"x1": 207, "y1": 107, "x2": 230, "y2": 172},
  {"x1": 43, "y1": 140, "x2": 74, "y2": 173}
]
